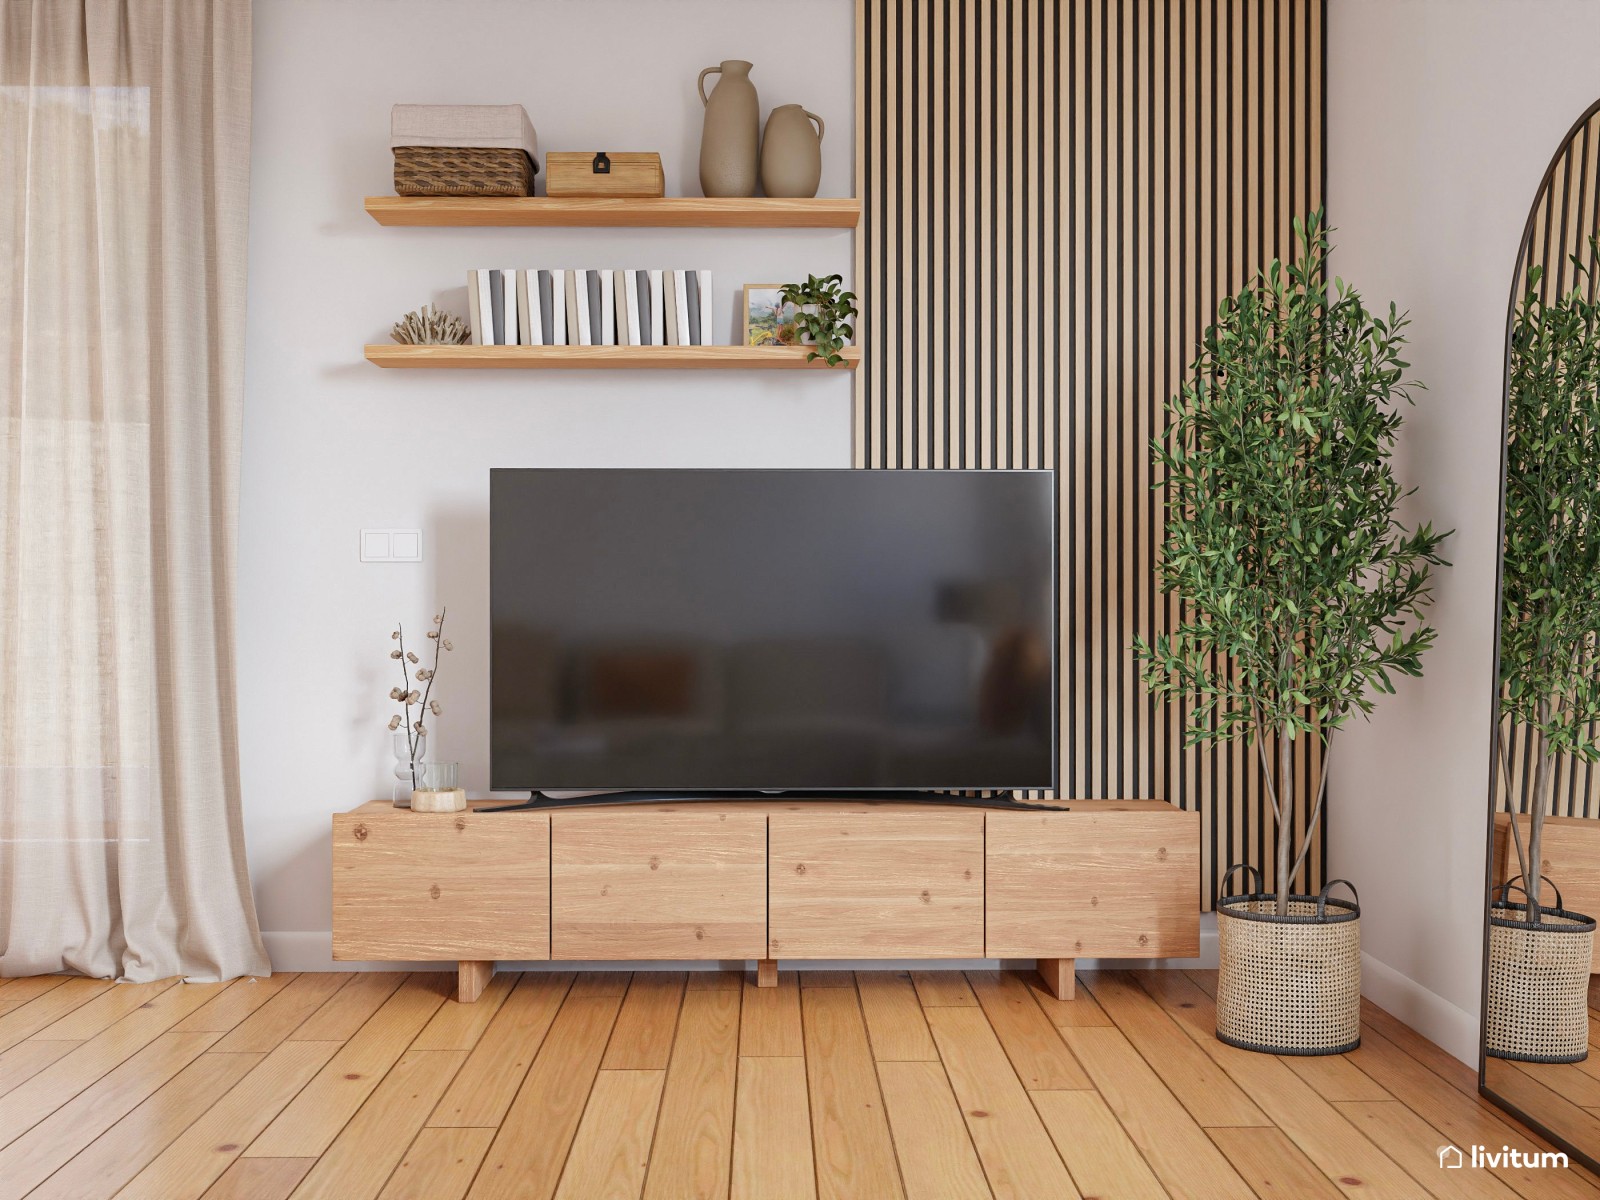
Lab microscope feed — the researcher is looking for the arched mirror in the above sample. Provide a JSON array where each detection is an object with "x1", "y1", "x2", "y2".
[{"x1": 1482, "y1": 98, "x2": 1600, "y2": 1170}]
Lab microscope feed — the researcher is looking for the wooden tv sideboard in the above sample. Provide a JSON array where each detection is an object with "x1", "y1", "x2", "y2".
[{"x1": 331, "y1": 797, "x2": 1199, "y2": 1001}]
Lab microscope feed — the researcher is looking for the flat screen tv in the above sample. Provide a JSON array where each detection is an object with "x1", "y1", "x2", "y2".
[{"x1": 490, "y1": 468, "x2": 1055, "y2": 795}]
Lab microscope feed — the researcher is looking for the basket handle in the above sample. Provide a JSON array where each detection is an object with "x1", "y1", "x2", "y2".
[
  {"x1": 1316, "y1": 878, "x2": 1359, "y2": 920},
  {"x1": 1496, "y1": 874, "x2": 1564, "y2": 912},
  {"x1": 1218, "y1": 863, "x2": 1263, "y2": 899}
]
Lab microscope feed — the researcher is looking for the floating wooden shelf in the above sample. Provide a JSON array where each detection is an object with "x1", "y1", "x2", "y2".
[
  {"x1": 364, "y1": 195, "x2": 861, "y2": 229},
  {"x1": 364, "y1": 344, "x2": 861, "y2": 370}
]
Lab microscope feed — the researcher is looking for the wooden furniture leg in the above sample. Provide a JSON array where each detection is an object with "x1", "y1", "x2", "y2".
[
  {"x1": 757, "y1": 959, "x2": 778, "y2": 988},
  {"x1": 458, "y1": 960, "x2": 494, "y2": 1003},
  {"x1": 1037, "y1": 958, "x2": 1075, "y2": 1000}
]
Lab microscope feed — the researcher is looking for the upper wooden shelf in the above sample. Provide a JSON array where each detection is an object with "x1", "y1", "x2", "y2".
[{"x1": 364, "y1": 196, "x2": 861, "y2": 229}]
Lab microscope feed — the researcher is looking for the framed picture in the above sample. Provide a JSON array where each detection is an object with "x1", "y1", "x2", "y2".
[{"x1": 743, "y1": 284, "x2": 808, "y2": 347}]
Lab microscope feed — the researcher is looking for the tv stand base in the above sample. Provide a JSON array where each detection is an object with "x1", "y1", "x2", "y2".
[
  {"x1": 1036, "y1": 957, "x2": 1076, "y2": 1000},
  {"x1": 459, "y1": 959, "x2": 494, "y2": 1003}
]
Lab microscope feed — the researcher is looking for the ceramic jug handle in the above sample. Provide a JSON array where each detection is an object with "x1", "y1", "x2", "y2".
[
  {"x1": 697, "y1": 66, "x2": 721, "y2": 107},
  {"x1": 806, "y1": 110, "x2": 825, "y2": 142}
]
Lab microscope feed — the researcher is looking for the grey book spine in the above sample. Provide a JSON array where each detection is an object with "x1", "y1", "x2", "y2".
[
  {"x1": 488, "y1": 269, "x2": 505, "y2": 345},
  {"x1": 685, "y1": 270, "x2": 702, "y2": 345},
  {"x1": 636, "y1": 271, "x2": 651, "y2": 345},
  {"x1": 538, "y1": 271, "x2": 555, "y2": 344},
  {"x1": 586, "y1": 271, "x2": 603, "y2": 343}
]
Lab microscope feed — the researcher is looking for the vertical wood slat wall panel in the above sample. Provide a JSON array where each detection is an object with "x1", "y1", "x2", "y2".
[
  {"x1": 856, "y1": 0, "x2": 1326, "y2": 908},
  {"x1": 1496, "y1": 108, "x2": 1600, "y2": 823}
]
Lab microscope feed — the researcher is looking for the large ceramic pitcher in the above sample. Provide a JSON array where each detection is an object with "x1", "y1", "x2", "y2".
[
  {"x1": 698, "y1": 59, "x2": 759, "y2": 197},
  {"x1": 760, "y1": 104, "x2": 824, "y2": 198}
]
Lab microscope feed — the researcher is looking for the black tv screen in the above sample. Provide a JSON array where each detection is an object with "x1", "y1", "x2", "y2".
[{"x1": 490, "y1": 468, "x2": 1055, "y2": 792}]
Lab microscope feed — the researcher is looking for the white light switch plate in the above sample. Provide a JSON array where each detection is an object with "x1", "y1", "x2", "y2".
[{"x1": 360, "y1": 528, "x2": 423, "y2": 563}]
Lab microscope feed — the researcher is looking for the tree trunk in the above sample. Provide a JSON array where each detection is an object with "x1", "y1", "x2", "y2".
[
  {"x1": 1276, "y1": 721, "x2": 1295, "y2": 917},
  {"x1": 1526, "y1": 706, "x2": 1554, "y2": 922}
]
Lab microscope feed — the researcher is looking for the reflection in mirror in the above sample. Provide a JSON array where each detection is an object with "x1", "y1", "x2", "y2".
[{"x1": 1484, "y1": 98, "x2": 1600, "y2": 1169}]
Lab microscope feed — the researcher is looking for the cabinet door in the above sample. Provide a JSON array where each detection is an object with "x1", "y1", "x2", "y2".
[
  {"x1": 332, "y1": 810, "x2": 550, "y2": 961},
  {"x1": 552, "y1": 812, "x2": 767, "y2": 959},
  {"x1": 985, "y1": 809, "x2": 1199, "y2": 958},
  {"x1": 767, "y1": 811, "x2": 985, "y2": 958}
]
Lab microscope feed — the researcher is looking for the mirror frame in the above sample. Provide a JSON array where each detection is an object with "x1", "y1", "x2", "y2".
[{"x1": 1478, "y1": 95, "x2": 1600, "y2": 1174}]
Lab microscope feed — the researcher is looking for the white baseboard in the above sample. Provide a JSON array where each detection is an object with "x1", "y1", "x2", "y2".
[
  {"x1": 262, "y1": 915, "x2": 1221, "y2": 975},
  {"x1": 1359, "y1": 950, "x2": 1479, "y2": 1066}
]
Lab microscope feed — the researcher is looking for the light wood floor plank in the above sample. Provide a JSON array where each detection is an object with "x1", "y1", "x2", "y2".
[
  {"x1": 1283, "y1": 1052, "x2": 1395, "y2": 1104},
  {"x1": 924, "y1": 1005, "x2": 1076, "y2": 1200},
  {"x1": 1033, "y1": 1088, "x2": 1167, "y2": 1200},
  {"x1": 1335, "y1": 1100, "x2": 1521, "y2": 1200},
  {"x1": 643, "y1": 984, "x2": 742, "y2": 1200},
  {"x1": 0, "y1": 1039, "x2": 78, "y2": 1099},
  {"x1": 803, "y1": 984, "x2": 906, "y2": 1200},
  {"x1": 290, "y1": 971, "x2": 408, "y2": 1042},
  {"x1": 0, "y1": 1029, "x2": 222, "y2": 1200},
  {"x1": 1208, "y1": 1126, "x2": 1347, "y2": 1200},
  {"x1": 1151, "y1": 975, "x2": 1434, "y2": 1199},
  {"x1": 412, "y1": 972, "x2": 518, "y2": 1052},
  {"x1": 740, "y1": 970, "x2": 803, "y2": 1058},
  {"x1": 1024, "y1": 972, "x2": 1113, "y2": 1028},
  {"x1": 0, "y1": 977, "x2": 226, "y2": 1150},
  {"x1": 603, "y1": 972, "x2": 687, "y2": 1071},
  {"x1": 201, "y1": 1157, "x2": 315, "y2": 1200},
  {"x1": 468, "y1": 993, "x2": 624, "y2": 1200},
  {"x1": 23, "y1": 1050, "x2": 264, "y2": 1200},
  {"x1": 911, "y1": 970, "x2": 978, "y2": 1007},
  {"x1": 0, "y1": 977, "x2": 116, "y2": 1052},
  {"x1": 288, "y1": 1048, "x2": 467, "y2": 1200},
  {"x1": 114, "y1": 1040, "x2": 341, "y2": 1200},
  {"x1": 732, "y1": 1057, "x2": 815, "y2": 1200},
  {"x1": 1350, "y1": 1026, "x2": 1600, "y2": 1200},
  {"x1": 1060, "y1": 1025, "x2": 1256, "y2": 1200},
  {"x1": 857, "y1": 971, "x2": 938, "y2": 1062},
  {"x1": 245, "y1": 975, "x2": 451, "y2": 1159},
  {"x1": 966, "y1": 970, "x2": 1091, "y2": 1090},
  {"x1": 0, "y1": 976, "x2": 68, "y2": 1004},
  {"x1": 878, "y1": 1059, "x2": 993, "y2": 1200},
  {"x1": 568, "y1": 970, "x2": 632, "y2": 998},
  {"x1": 685, "y1": 969, "x2": 743, "y2": 991},
  {"x1": 376, "y1": 1126, "x2": 495, "y2": 1200},
  {"x1": 553, "y1": 1069, "x2": 667, "y2": 1200},
  {"x1": 1516, "y1": 1058, "x2": 1600, "y2": 1110},
  {"x1": 27, "y1": 977, "x2": 182, "y2": 1042},
  {"x1": 211, "y1": 973, "x2": 349, "y2": 1054},
  {"x1": 430, "y1": 972, "x2": 572, "y2": 1128},
  {"x1": 1086, "y1": 970, "x2": 1269, "y2": 1126},
  {"x1": 1484, "y1": 1064, "x2": 1600, "y2": 1174},
  {"x1": 176, "y1": 974, "x2": 298, "y2": 1033}
]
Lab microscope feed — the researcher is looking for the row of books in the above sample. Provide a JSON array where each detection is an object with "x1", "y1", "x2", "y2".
[{"x1": 467, "y1": 269, "x2": 713, "y2": 347}]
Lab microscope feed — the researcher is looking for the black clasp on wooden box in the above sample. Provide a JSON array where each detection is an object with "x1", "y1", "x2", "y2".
[{"x1": 592, "y1": 152, "x2": 611, "y2": 175}]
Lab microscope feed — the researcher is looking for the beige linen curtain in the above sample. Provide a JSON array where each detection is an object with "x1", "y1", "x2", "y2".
[{"x1": 0, "y1": 0, "x2": 267, "y2": 980}]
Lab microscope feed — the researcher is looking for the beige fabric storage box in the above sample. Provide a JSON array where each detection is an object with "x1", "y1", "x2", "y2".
[{"x1": 390, "y1": 104, "x2": 540, "y2": 197}]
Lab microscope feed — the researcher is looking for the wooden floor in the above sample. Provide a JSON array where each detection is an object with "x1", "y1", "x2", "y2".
[{"x1": 0, "y1": 968, "x2": 1595, "y2": 1200}]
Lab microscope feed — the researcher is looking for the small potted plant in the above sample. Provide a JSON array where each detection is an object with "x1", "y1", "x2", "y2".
[
  {"x1": 1136, "y1": 211, "x2": 1448, "y2": 1055},
  {"x1": 1488, "y1": 250, "x2": 1600, "y2": 1064},
  {"x1": 778, "y1": 273, "x2": 857, "y2": 366}
]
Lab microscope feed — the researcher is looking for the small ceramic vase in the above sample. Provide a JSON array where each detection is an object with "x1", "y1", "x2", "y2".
[
  {"x1": 760, "y1": 105, "x2": 824, "y2": 198},
  {"x1": 698, "y1": 59, "x2": 760, "y2": 197}
]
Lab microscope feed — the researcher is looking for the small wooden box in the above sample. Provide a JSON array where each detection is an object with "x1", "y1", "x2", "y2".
[{"x1": 546, "y1": 151, "x2": 665, "y2": 198}]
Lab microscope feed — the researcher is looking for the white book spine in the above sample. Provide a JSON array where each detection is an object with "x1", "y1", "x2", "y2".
[
  {"x1": 599, "y1": 269, "x2": 615, "y2": 347},
  {"x1": 648, "y1": 270, "x2": 665, "y2": 346},
  {"x1": 549, "y1": 269, "x2": 567, "y2": 346},
  {"x1": 672, "y1": 270, "x2": 690, "y2": 347},
  {"x1": 697, "y1": 269, "x2": 713, "y2": 347},
  {"x1": 624, "y1": 270, "x2": 643, "y2": 347},
  {"x1": 502, "y1": 269, "x2": 519, "y2": 345},
  {"x1": 476, "y1": 270, "x2": 495, "y2": 344},
  {"x1": 524, "y1": 269, "x2": 543, "y2": 346}
]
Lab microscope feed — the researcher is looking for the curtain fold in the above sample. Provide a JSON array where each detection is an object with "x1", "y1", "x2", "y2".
[{"x1": 0, "y1": 0, "x2": 267, "y2": 980}]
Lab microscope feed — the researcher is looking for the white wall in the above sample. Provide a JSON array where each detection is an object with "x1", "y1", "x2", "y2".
[
  {"x1": 1326, "y1": 0, "x2": 1600, "y2": 1063},
  {"x1": 240, "y1": 0, "x2": 855, "y2": 949}
]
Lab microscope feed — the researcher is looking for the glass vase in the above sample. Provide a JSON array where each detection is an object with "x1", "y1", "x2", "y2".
[{"x1": 393, "y1": 730, "x2": 426, "y2": 808}]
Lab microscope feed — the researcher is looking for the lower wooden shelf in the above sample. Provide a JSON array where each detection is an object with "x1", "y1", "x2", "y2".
[
  {"x1": 331, "y1": 797, "x2": 1200, "y2": 1002},
  {"x1": 364, "y1": 344, "x2": 861, "y2": 370}
]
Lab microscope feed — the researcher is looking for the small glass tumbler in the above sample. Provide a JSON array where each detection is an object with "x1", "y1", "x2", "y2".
[{"x1": 418, "y1": 761, "x2": 459, "y2": 791}]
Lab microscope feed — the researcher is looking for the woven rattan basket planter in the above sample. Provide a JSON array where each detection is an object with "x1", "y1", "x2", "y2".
[
  {"x1": 1215, "y1": 867, "x2": 1361, "y2": 1056},
  {"x1": 393, "y1": 147, "x2": 537, "y2": 197},
  {"x1": 1486, "y1": 876, "x2": 1595, "y2": 1063}
]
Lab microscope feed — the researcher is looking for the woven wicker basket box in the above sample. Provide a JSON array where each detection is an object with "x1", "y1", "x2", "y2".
[{"x1": 390, "y1": 104, "x2": 540, "y2": 197}]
